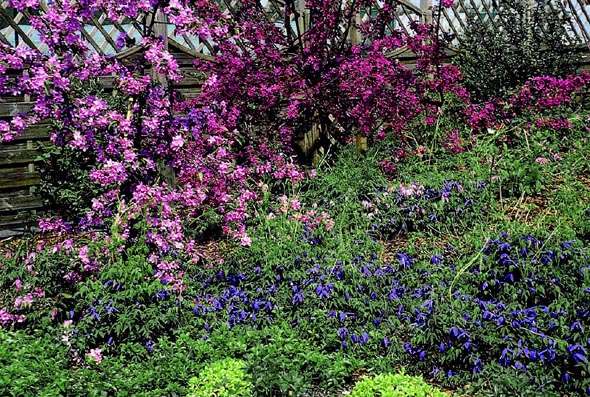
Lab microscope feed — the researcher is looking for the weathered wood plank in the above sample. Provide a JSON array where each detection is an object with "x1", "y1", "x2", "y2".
[
  {"x1": 0, "y1": 102, "x2": 34, "y2": 117},
  {"x1": 0, "y1": 149, "x2": 41, "y2": 166},
  {"x1": 0, "y1": 195, "x2": 44, "y2": 212},
  {"x1": 9, "y1": 125, "x2": 51, "y2": 141},
  {"x1": 0, "y1": 171, "x2": 41, "y2": 190},
  {"x1": 0, "y1": 212, "x2": 35, "y2": 226}
]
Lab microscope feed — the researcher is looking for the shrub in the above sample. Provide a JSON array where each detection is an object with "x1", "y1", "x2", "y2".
[
  {"x1": 37, "y1": 144, "x2": 101, "y2": 220},
  {"x1": 0, "y1": 330, "x2": 70, "y2": 397},
  {"x1": 364, "y1": 179, "x2": 490, "y2": 239},
  {"x1": 351, "y1": 372, "x2": 447, "y2": 397},
  {"x1": 243, "y1": 324, "x2": 358, "y2": 395},
  {"x1": 454, "y1": 0, "x2": 580, "y2": 101},
  {"x1": 187, "y1": 358, "x2": 252, "y2": 397},
  {"x1": 0, "y1": 238, "x2": 84, "y2": 328},
  {"x1": 190, "y1": 224, "x2": 590, "y2": 394},
  {"x1": 71, "y1": 231, "x2": 195, "y2": 352}
]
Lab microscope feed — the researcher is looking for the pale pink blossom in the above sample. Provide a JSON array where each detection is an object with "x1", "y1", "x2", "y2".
[
  {"x1": 535, "y1": 157, "x2": 550, "y2": 165},
  {"x1": 86, "y1": 348, "x2": 103, "y2": 364},
  {"x1": 240, "y1": 235, "x2": 252, "y2": 247},
  {"x1": 171, "y1": 134, "x2": 185, "y2": 150},
  {"x1": 290, "y1": 199, "x2": 301, "y2": 211}
]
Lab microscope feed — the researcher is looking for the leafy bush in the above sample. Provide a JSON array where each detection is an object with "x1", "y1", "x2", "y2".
[
  {"x1": 190, "y1": 220, "x2": 590, "y2": 394},
  {"x1": 455, "y1": 0, "x2": 580, "y2": 101},
  {"x1": 351, "y1": 372, "x2": 447, "y2": 397},
  {"x1": 243, "y1": 324, "x2": 358, "y2": 395},
  {"x1": 0, "y1": 329, "x2": 220, "y2": 397},
  {"x1": 71, "y1": 232, "x2": 195, "y2": 352},
  {"x1": 0, "y1": 330, "x2": 70, "y2": 397},
  {"x1": 37, "y1": 128, "x2": 103, "y2": 221},
  {"x1": 0, "y1": 238, "x2": 84, "y2": 328},
  {"x1": 187, "y1": 358, "x2": 252, "y2": 397},
  {"x1": 497, "y1": 157, "x2": 544, "y2": 197}
]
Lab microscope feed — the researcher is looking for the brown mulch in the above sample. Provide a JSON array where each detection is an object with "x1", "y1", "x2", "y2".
[
  {"x1": 195, "y1": 239, "x2": 229, "y2": 268},
  {"x1": 503, "y1": 194, "x2": 551, "y2": 224},
  {"x1": 378, "y1": 235, "x2": 410, "y2": 263}
]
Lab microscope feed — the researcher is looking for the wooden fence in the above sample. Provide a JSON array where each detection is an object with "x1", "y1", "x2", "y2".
[{"x1": 1, "y1": 0, "x2": 590, "y2": 236}]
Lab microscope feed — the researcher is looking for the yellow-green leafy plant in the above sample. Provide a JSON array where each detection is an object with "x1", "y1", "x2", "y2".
[
  {"x1": 187, "y1": 358, "x2": 252, "y2": 397},
  {"x1": 351, "y1": 373, "x2": 448, "y2": 397}
]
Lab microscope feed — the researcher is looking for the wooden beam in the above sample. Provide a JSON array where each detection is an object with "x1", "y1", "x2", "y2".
[
  {"x1": 0, "y1": 8, "x2": 37, "y2": 49},
  {"x1": 420, "y1": 0, "x2": 433, "y2": 24}
]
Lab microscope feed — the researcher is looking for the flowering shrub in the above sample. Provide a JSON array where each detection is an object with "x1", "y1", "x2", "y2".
[
  {"x1": 0, "y1": 1, "x2": 589, "y2": 396},
  {"x1": 1, "y1": 1, "x2": 588, "y2": 278},
  {"x1": 464, "y1": 72, "x2": 590, "y2": 131},
  {"x1": 0, "y1": 0, "x2": 487, "y2": 310},
  {"x1": 1, "y1": 129, "x2": 589, "y2": 395},
  {"x1": 70, "y1": 231, "x2": 196, "y2": 353},
  {"x1": 185, "y1": 228, "x2": 590, "y2": 394}
]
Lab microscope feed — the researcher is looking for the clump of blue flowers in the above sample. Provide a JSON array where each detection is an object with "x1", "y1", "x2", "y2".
[
  {"x1": 364, "y1": 180, "x2": 488, "y2": 239},
  {"x1": 189, "y1": 231, "x2": 590, "y2": 395}
]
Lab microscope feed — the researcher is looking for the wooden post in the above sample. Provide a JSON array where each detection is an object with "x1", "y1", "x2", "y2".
[
  {"x1": 349, "y1": 13, "x2": 362, "y2": 44},
  {"x1": 294, "y1": 0, "x2": 321, "y2": 160},
  {"x1": 350, "y1": 12, "x2": 368, "y2": 153},
  {"x1": 421, "y1": 0, "x2": 433, "y2": 24},
  {"x1": 296, "y1": 0, "x2": 307, "y2": 47},
  {"x1": 152, "y1": 9, "x2": 169, "y2": 87}
]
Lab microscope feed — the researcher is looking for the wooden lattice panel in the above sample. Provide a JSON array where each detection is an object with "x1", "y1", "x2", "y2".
[
  {"x1": 2, "y1": 0, "x2": 590, "y2": 54},
  {"x1": 441, "y1": 0, "x2": 590, "y2": 46},
  {"x1": 0, "y1": 1, "x2": 216, "y2": 56}
]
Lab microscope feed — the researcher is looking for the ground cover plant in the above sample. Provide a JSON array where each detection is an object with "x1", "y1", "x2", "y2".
[
  {"x1": 350, "y1": 372, "x2": 448, "y2": 397},
  {"x1": 1, "y1": 0, "x2": 590, "y2": 396}
]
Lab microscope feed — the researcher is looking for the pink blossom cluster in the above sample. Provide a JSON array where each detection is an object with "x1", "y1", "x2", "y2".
[
  {"x1": 14, "y1": 288, "x2": 45, "y2": 309},
  {"x1": 0, "y1": 309, "x2": 26, "y2": 327},
  {"x1": 443, "y1": 129, "x2": 465, "y2": 154},
  {"x1": 398, "y1": 183, "x2": 425, "y2": 198},
  {"x1": 463, "y1": 72, "x2": 589, "y2": 131},
  {"x1": 511, "y1": 73, "x2": 590, "y2": 110},
  {"x1": 292, "y1": 210, "x2": 335, "y2": 232},
  {"x1": 271, "y1": 195, "x2": 335, "y2": 231},
  {"x1": 534, "y1": 117, "x2": 573, "y2": 131}
]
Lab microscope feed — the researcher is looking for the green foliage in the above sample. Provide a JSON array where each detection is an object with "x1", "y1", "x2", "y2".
[
  {"x1": 0, "y1": 239, "x2": 81, "y2": 327},
  {"x1": 68, "y1": 331, "x2": 232, "y2": 397},
  {"x1": 2, "y1": 110, "x2": 590, "y2": 397},
  {"x1": 461, "y1": 363, "x2": 560, "y2": 397},
  {"x1": 454, "y1": 0, "x2": 580, "y2": 101},
  {"x1": 72, "y1": 233, "x2": 193, "y2": 352},
  {"x1": 37, "y1": 144, "x2": 102, "y2": 220},
  {"x1": 35, "y1": 81, "x2": 130, "y2": 220},
  {"x1": 244, "y1": 324, "x2": 359, "y2": 395},
  {"x1": 187, "y1": 358, "x2": 252, "y2": 397},
  {"x1": 350, "y1": 372, "x2": 448, "y2": 397},
  {"x1": 0, "y1": 330, "x2": 70, "y2": 397},
  {"x1": 364, "y1": 178, "x2": 491, "y2": 239},
  {"x1": 496, "y1": 155, "x2": 544, "y2": 197}
]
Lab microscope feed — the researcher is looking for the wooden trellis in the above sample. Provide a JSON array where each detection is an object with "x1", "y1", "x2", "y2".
[
  {"x1": 2, "y1": 1, "x2": 589, "y2": 55},
  {"x1": 439, "y1": 0, "x2": 590, "y2": 46},
  {"x1": 0, "y1": 0, "x2": 216, "y2": 56}
]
